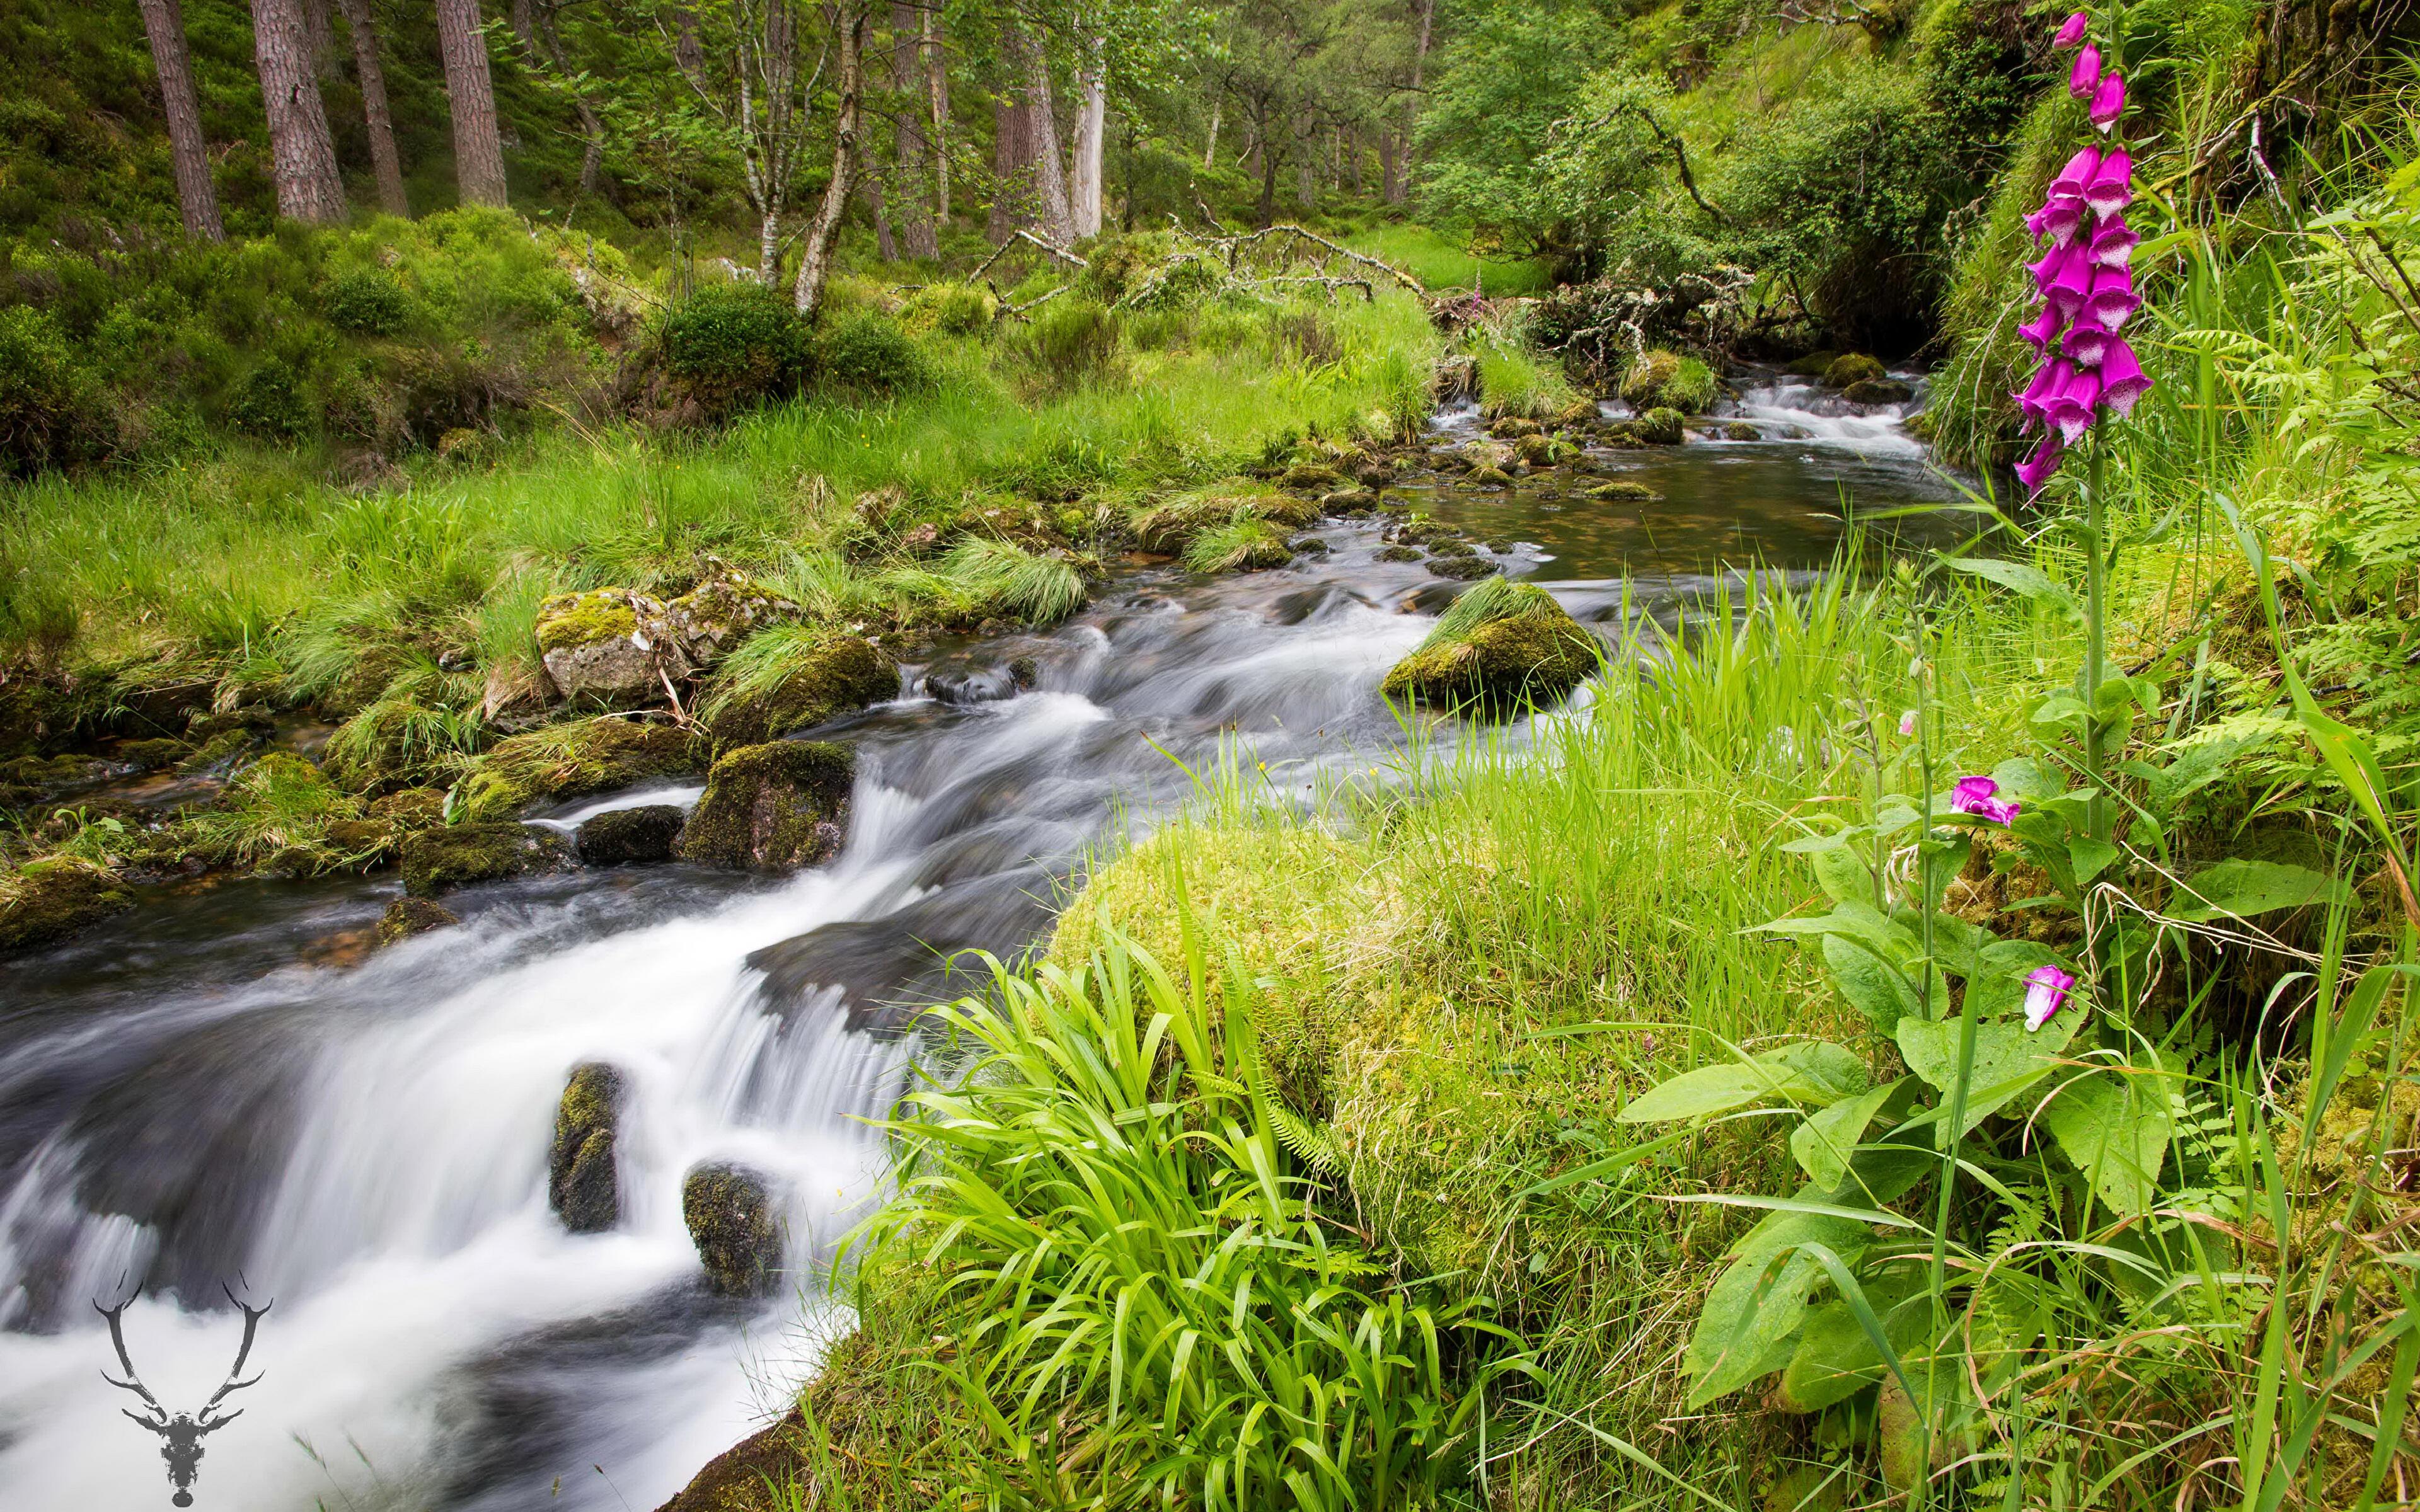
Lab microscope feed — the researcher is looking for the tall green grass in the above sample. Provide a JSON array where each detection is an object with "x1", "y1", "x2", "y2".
[{"x1": 1346, "y1": 224, "x2": 1554, "y2": 297}]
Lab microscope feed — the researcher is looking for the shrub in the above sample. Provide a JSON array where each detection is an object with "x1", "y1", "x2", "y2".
[
  {"x1": 323, "y1": 270, "x2": 413, "y2": 336},
  {"x1": 811, "y1": 309, "x2": 932, "y2": 396},
  {"x1": 899, "y1": 281, "x2": 998, "y2": 335},
  {"x1": 1013, "y1": 297, "x2": 1122, "y2": 387},
  {"x1": 227, "y1": 357, "x2": 313, "y2": 441},
  {"x1": 0, "y1": 307, "x2": 105, "y2": 474},
  {"x1": 662, "y1": 284, "x2": 809, "y2": 414}
]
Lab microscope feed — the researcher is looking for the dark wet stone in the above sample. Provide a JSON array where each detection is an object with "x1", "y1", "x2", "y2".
[
  {"x1": 682, "y1": 1161, "x2": 782, "y2": 1297},
  {"x1": 679, "y1": 742, "x2": 853, "y2": 872},
  {"x1": 550, "y1": 1063, "x2": 624, "y2": 1234},
  {"x1": 376, "y1": 895, "x2": 459, "y2": 944},
  {"x1": 400, "y1": 823, "x2": 576, "y2": 898},
  {"x1": 576, "y1": 805, "x2": 687, "y2": 866}
]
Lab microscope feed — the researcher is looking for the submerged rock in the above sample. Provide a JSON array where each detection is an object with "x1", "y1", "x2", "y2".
[
  {"x1": 700, "y1": 633, "x2": 896, "y2": 748},
  {"x1": 550, "y1": 1063, "x2": 625, "y2": 1234},
  {"x1": 1381, "y1": 578, "x2": 1601, "y2": 718},
  {"x1": 682, "y1": 1161, "x2": 783, "y2": 1297},
  {"x1": 679, "y1": 742, "x2": 853, "y2": 872},
  {"x1": 399, "y1": 822, "x2": 575, "y2": 897},
  {"x1": 375, "y1": 895, "x2": 458, "y2": 944},
  {"x1": 454, "y1": 718, "x2": 707, "y2": 823},
  {"x1": 0, "y1": 859, "x2": 135, "y2": 956},
  {"x1": 576, "y1": 805, "x2": 687, "y2": 866}
]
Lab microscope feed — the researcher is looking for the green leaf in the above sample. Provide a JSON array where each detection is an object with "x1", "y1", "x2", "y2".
[
  {"x1": 1777, "y1": 1284, "x2": 1930, "y2": 1412},
  {"x1": 1822, "y1": 933, "x2": 1922, "y2": 1032},
  {"x1": 1618, "y1": 1041, "x2": 1870, "y2": 1124},
  {"x1": 2165, "y1": 859, "x2": 2345, "y2": 922},
  {"x1": 1808, "y1": 838, "x2": 1876, "y2": 905},
  {"x1": 1790, "y1": 1079, "x2": 1902, "y2": 1191},
  {"x1": 2069, "y1": 835, "x2": 2120, "y2": 885},
  {"x1": 1941, "y1": 556, "x2": 2082, "y2": 620},
  {"x1": 2038, "y1": 1061, "x2": 2177, "y2": 1216},
  {"x1": 1895, "y1": 1008, "x2": 2082, "y2": 1138},
  {"x1": 1683, "y1": 1199, "x2": 1872, "y2": 1406}
]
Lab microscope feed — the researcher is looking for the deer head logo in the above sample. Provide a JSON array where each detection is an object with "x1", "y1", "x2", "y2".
[{"x1": 95, "y1": 1286, "x2": 272, "y2": 1508}]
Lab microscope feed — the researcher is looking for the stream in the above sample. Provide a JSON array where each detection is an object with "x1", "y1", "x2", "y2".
[{"x1": 0, "y1": 370, "x2": 1957, "y2": 1511}]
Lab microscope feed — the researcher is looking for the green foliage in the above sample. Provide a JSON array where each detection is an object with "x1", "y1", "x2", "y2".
[
  {"x1": 323, "y1": 271, "x2": 415, "y2": 338},
  {"x1": 812, "y1": 310, "x2": 931, "y2": 396},
  {"x1": 897, "y1": 281, "x2": 998, "y2": 335},
  {"x1": 936, "y1": 537, "x2": 1086, "y2": 625},
  {"x1": 1180, "y1": 513, "x2": 1293, "y2": 573},
  {"x1": 664, "y1": 284, "x2": 810, "y2": 413},
  {"x1": 0, "y1": 305, "x2": 103, "y2": 474},
  {"x1": 1011, "y1": 297, "x2": 1125, "y2": 389}
]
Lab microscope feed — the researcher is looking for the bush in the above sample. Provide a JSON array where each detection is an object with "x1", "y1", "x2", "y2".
[
  {"x1": 811, "y1": 310, "x2": 932, "y2": 396},
  {"x1": 0, "y1": 306, "x2": 105, "y2": 474},
  {"x1": 899, "y1": 281, "x2": 998, "y2": 335},
  {"x1": 323, "y1": 270, "x2": 413, "y2": 336},
  {"x1": 1013, "y1": 297, "x2": 1122, "y2": 388},
  {"x1": 662, "y1": 284, "x2": 809, "y2": 414},
  {"x1": 227, "y1": 357, "x2": 312, "y2": 441}
]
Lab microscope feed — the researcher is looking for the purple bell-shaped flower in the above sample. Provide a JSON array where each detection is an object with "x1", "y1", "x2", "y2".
[
  {"x1": 2062, "y1": 311, "x2": 2114, "y2": 367},
  {"x1": 2083, "y1": 149, "x2": 2133, "y2": 217},
  {"x1": 2090, "y1": 71, "x2": 2127, "y2": 132},
  {"x1": 2087, "y1": 215, "x2": 2138, "y2": 268},
  {"x1": 2084, "y1": 264, "x2": 2140, "y2": 330},
  {"x1": 2018, "y1": 358, "x2": 2072, "y2": 431},
  {"x1": 2071, "y1": 44, "x2": 2103, "y2": 100},
  {"x1": 2046, "y1": 245, "x2": 2096, "y2": 322},
  {"x1": 2048, "y1": 364, "x2": 2104, "y2": 444},
  {"x1": 2018, "y1": 304, "x2": 2064, "y2": 356},
  {"x1": 2054, "y1": 10, "x2": 2090, "y2": 48},
  {"x1": 2099, "y1": 338, "x2": 2152, "y2": 417},
  {"x1": 2016, "y1": 433, "x2": 2065, "y2": 494}
]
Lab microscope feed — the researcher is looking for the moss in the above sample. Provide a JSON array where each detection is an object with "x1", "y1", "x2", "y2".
[
  {"x1": 115, "y1": 737, "x2": 190, "y2": 771},
  {"x1": 1132, "y1": 482, "x2": 1318, "y2": 553},
  {"x1": 0, "y1": 857, "x2": 135, "y2": 955},
  {"x1": 1381, "y1": 580, "x2": 1601, "y2": 718},
  {"x1": 1467, "y1": 465, "x2": 1516, "y2": 487},
  {"x1": 375, "y1": 895, "x2": 458, "y2": 944},
  {"x1": 1429, "y1": 556, "x2": 1501, "y2": 580},
  {"x1": 398, "y1": 822, "x2": 575, "y2": 897},
  {"x1": 1622, "y1": 350, "x2": 1719, "y2": 413},
  {"x1": 699, "y1": 633, "x2": 897, "y2": 748},
  {"x1": 1589, "y1": 480, "x2": 1662, "y2": 501},
  {"x1": 550, "y1": 1062, "x2": 625, "y2": 1234},
  {"x1": 178, "y1": 728, "x2": 258, "y2": 774},
  {"x1": 369, "y1": 786, "x2": 449, "y2": 826},
  {"x1": 654, "y1": 1409, "x2": 812, "y2": 1512},
  {"x1": 1512, "y1": 433, "x2": 1564, "y2": 467},
  {"x1": 575, "y1": 805, "x2": 687, "y2": 866},
  {"x1": 533, "y1": 590, "x2": 642, "y2": 654},
  {"x1": 1819, "y1": 353, "x2": 1887, "y2": 388},
  {"x1": 1320, "y1": 488, "x2": 1381, "y2": 515},
  {"x1": 1634, "y1": 408, "x2": 1686, "y2": 445},
  {"x1": 1787, "y1": 350, "x2": 1842, "y2": 377},
  {"x1": 679, "y1": 741, "x2": 855, "y2": 871},
  {"x1": 1376, "y1": 545, "x2": 1422, "y2": 563},
  {"x1": 1842, "y1": 377, "x2": 1914, "y2": 405},
  {"x1": 1276, "y1": 461, "x2": 1344, "y2": 491},
  {"x1": 454, "y1": 717, "x2": 708, "y2": 822},
  {"x1": 682, "y1": 1160, "x2": 782, "y2": 1296},
  {"x1": 1429, "y1": 539, "x2": 1478, "y2": 558}
]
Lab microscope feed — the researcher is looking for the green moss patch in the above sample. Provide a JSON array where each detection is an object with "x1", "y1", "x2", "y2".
[
  {"x1": 698, "y1": 632, "x2": 898, "y2": 748},
  {"x1": 453, "y1": 718, "x2": 708, "y2": 822},
  {"x1": 0, "y1": 857, "x2": 134, "y2": 955},
  {"x1": 679, "y1": 741, "x2": 855, "y2": 871},
  {"x1": 534, "y1": 590, "x2": 643, "y2": 655},
  {"x1": 399, "y1": 822, "x2": 575, "y2": 896},
  {"x1": 1380, "y1": 578, "x2": 1602, "y2": 718}
]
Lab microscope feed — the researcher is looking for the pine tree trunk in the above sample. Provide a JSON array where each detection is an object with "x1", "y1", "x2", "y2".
[
  {"x1": 861, "y1": 134, "x2": 897, "y2": 260},
  {"x1": 304, "y1": 0, "x2": 340, "y2": 77},
  {"x1": 436, "y1": 0, "x2": 510, "y2": 207},
  {"x1": 794, "y1": 1, "x2": 865, "y2": 316},
  {"x1": 1392, "y1": 0, "x2": 1432, "y2": 206},
  {"x1": 251, "y1": 0, "x2": 349, "y2": 223},
  {"x1": 1017, "y1": 25, "x2": 1071, "y2": 243},
  {"x1": 923, "y1": 2, "x2": 948, "y2": 225},
  {"x1": 334, "y1": 0, "x2": 409, "y2": 215},
  {"x1": 892, "y1": 0, "x2": 936, "y2": 258},
  {"x1": 1068, "y1": 37, "x2": 1105, "y2": 240},
  {"x1": 137, "y1": 0, "x2": 226, "y2": 240},
  {"x1": 988, "y1": 85, "x2": 1028, "y2": 243},
  {"x1": 674, "y1": 4, "x2": 708, "y2": 91}
]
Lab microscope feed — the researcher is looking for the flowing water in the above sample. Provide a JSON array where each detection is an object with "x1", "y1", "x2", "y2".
[{"x1": 0, "y1": 370, "x2": 1956, "y2": 1511}]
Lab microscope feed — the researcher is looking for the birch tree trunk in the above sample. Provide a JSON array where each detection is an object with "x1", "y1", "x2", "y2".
[
  {"x1": 435, "y1": 0, "x2": 511, "y2": 207},
  {"x1": 1203, "y1": 100, "x2": 1219, "y2": 168},
  {"x1": 251, "y1": 0, "x2": 349, "y2": 223},
  {"x1": 892, "y1": 0, "x2": 936, "y2": 258},
  {"x1": 334, "y1": 0, "x2": 409, "y2": 215},
  {"x1": 922, "y1": 1, "x2": 949, "y2": 225},
  {"x1": 794, "y1": 0, "x2": 865, "y2": 317},
  {"x1": 137, "y1": 0, "x2": 226, "y2": 240},
  {"x1": 1068, "y1": 35, "x2": 1105, "y2": 239}
]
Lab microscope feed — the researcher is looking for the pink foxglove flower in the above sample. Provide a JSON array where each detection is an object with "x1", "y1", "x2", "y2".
[
  {"x1": 1950, "y1": 775, "x2": 2023, "y2": 825},
  {"x1": 2054, "y1": 10, "x2": 2090, "y2": 47},
  {"x1": 2051, "y1": 146, "x2": 2104, "y2": 199},
  {"x1": 2017, "y1": 359, "x2": 2068, "y2": 430},
  {"x1": 2048, "y1": 364, "x2": 2104, "y2": 444},
  {"x1": 2083, "y1": 149, "x2": 2133, "y2": 217},
  {"x1": 2087, "y1": 215, "x2": 2138, "y2": 268},
  {"x1": 2099, "y1": 338, "x2": 2152, "y2": 416},
  {"x1": 2018, "y1": 304, "x2": 2063, "y2": 356},
  {"x1": 1898, "y1": 709, "x2": 1918, "y2": 737},
  {"x1": 2090, "y1": 71, "x2": 2127, "y2": 132},
  {"x1": 2015, "y1": 434, "x2": 2064, "y2": 495},
  {"x1": 2023, "y1": 965, "x2": 2077, "y2": 1031},
  {"x1": 2070, "y1": 44, "x2": 2103, "y2": 100},
  {"x1": 2046, "y1": 247, "x2": 2096, "y2": 322},
  {"x1": 2063, "y1": 311, "x2": 2114, "y2": 367},
  {"x1": 2084, "y1": 265, "x2": 2140, "y2": 331}
]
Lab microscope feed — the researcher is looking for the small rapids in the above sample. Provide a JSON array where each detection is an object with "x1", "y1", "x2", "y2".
[{"x1": 0, "y1": 379, "x2": 1953, "y2": 1511}]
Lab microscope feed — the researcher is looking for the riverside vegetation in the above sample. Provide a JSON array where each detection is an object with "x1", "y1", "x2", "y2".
[{"x1": 3, "y1": 0, "x2": 2419, "y2": 1509}]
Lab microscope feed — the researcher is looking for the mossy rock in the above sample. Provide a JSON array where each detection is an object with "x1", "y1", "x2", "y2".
[
  {"x1": 1589, "y1": 480, "x2": 1662, "y2": 501},
  {"x1": 376, "y1": 895, "x2": 458, "y2": 945},
  {"x1": 1512, "y1": 433, "x2": 1566, "y2": 467},
  {"x1": 1458, "y1": 438, "x2": 1514, "y2": 471},
  {"x1": 369, "y1": 786, "x2": 449, "y2": 826},
  {"x1": 454, "y1": 718, "x2": 708, "y2": 823},
  {"x1": 115, "y1": 738, "x2": 190, "y2": 772},
  {"x1": 1351, "y1": 460, "x2": 1397, "y2": 488},
  {"x1": 1842, "y1": 377, "x2": 1914, "y2": 406},
  {"x1": 576, "y1": 805, "x2": 687, "y2": 866},
  {"x1": 1721, "y1": 423, "x2": 1762, "y2": 442},
  {"x1": 1276, "y1": 462, "x2": 1344, "y2": 491},
  {"x1": 1381, "y1": 580, "x2": 1601, "y2": 719},
  {"x1": 1428, "y1": 539, "x2": 1477, "y2": 558},
  {"x1": 700, "y1": 634, "x2": 897, "y2": 748},
  {"x1": 1634, "y1": 408, "x2": 1686, "y2": 445},
  {"x1": 1466, "y1": 465, "x2": 1516, "y2": 488},
  {"x1": 1320, "y1": 488, "x2": 1381, "y2": 515},
  {"x1": 1292, "y1": 536, "x2": 1332, "y2": 554},
  {"x1": 178, "y1": 728, "x2": 259, "y2": 775},
  {"x1": 1485, "y1": 416, "x2": 1542, "y2": 438},
  {"x1": 1785, "y1": 350, "x2": 1841, "y2": 377},
  {"x1": 533, "y1": 588, "x2": 671, "y2": 703},
  {"x1": 399, "y1": 822, "x2": 575, "y2": 897},
  {"x1": 683, "y1": 1160, "x2": 783, "y2": 1297},
  {"x1": 0, "y1": 858, "x2": 135, "y2": 956},
  {"x1": 1819, "y1": 353, "x2": 1887, "y2": 389},
  {"x1": 1429, "y1": 556, "x2": 1501, "y2": 581},
  {"x1": 679, "y1": 742, "x2": 854, "y2": 872},
  {"x1": 655, "y1": 1408, "x2": 812, "y2": 1512},
  {"x1": 1133, "y1": 484, "x2": 1316, "y2": 553},
  {"x1": 655, "y1": 571, "x2": 798, "y2": 667},
  {"x1": 550, "y1": 1062, "x2": 625, "y2": 1234},
  {"x1": 1552, "y1": 398, "x2": 1599, "y2": 427},
  {"x1": 1376, "y1": 545, "x2": 1422, "y2": 563}
]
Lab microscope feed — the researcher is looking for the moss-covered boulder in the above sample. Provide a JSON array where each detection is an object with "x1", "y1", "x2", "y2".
[
  {"x1": 679, "y1": 742, "x2": 854, "y2": 872},
  {"x1": 1458, "y1": 438, "x2": 1514, "y2": 471},
  {"x1": 550, "y1": 1062, "x2": 625, "y2": 1234},
  {"x1": 1620, "y1": 349, "x2": 1719, "y2": 413},
  {"x1": 1486, "y1": 416, "x2": 1542, "y2": 438},
  {"x1": 1133, "y1": 484, "x2": 1318, "y2": 553},
  {"x1": 1320, "y1": 488, "x2": 1381, "y2": 515},
  {"x1": 115, "y1": 737, "x2": 191, "y2": 772},
  {"x1": 1376, "y1": 545, "x2": 1422, "y2": 563},
  {"x1": 699, "y1": 634, "x2": 897, "y2": 748},
  {"x1": 1512, "y1": 433, "x2": 1565, "y2": 468},
  {"x1": 1589, "y1": 480, "x2": 1662, "y2": 501},
  {"x1": 1634, "y1": 408, "x2": 1687, "y2": 445},
  {"x1": 576, "y1": 805, "x2": 687, "y2": 866},
  {"x1": 1276, "y1": 461, "x2": 1344, "y2": 491},
  {"x1": 654, "y1": 570, "x2": 797, "y2": 667},
  {"x1": 655, "y1": 1411, "x2": 813, "y2": 1512},
  {"x1": 1787, "y1": 350, "x2": 1841, "y2": 378},
  {"x1": 683, "y1": 1160, "x2": 783, "y2": 1297},
  {"x1": 376, "y1": 895, "x2": 458, "y2": 944},
  {"x1": 1429, "y1": 555, "x2": 1501, "y2": 580},
  {"x1": 454, "y1": 717, "x2": 708, "y2": 823},
  {"x1": 1466, "y1": 465, "x2": 1516, "y2": 488},
  {"x1": 1381, "y1": 578, "x2": 1601, "y2": 718},
  {"x1": 0, "y1": 858, "x2": 135, "y2": 956},
  {"x1": 399, "y1": 822, "x2": 575, "y2": 897},
  {"x1": 1842, "y1": 377, "x2": 1914, "y2": 405},
  {"x1": 534, "y1": 588, "x2": 677, "y2": 703},
  {"x1": 1819, "y1": 353, "x2": 1887, "y2": 389}
]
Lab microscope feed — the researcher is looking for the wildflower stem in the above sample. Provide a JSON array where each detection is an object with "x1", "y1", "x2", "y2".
[{"x1": 2085, "y1": 422, "x2": 2109, "y2": 844}]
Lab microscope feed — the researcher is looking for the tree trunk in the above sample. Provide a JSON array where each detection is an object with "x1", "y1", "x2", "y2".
[
  {"x1": 436, "y1": 0, "x2": 511, "y2": 207},
  {"x1": 674, "y1": 4, "x2": 708, "y2": 91},
  {"x1": 1393, "y1": 0, "x2": 1433, "y2": 205},
  {"x1": 861, "y1": 133, "x2": 897, "y2": 260},
  {"x1": 333, "y1": 0, "x2": 409, "y2": 215},
  {"x1": 1379, "y1": 129, "x2": 1400, "y2": 202},
  {"x1": 794, "y1": 1, "x2": 865, "y2": 317},
  {"x1": 1019, "y1": 25, "x2": 1071, "y2": 243},
  {"x1": 1203, "y1": 100, "x2": 1219, "y2": 168},
  {"x1": 534, "y1": 0, "x2": 604, "y2": 197},
  {"x1": 1257, "y1": 136, "x2": 1277, "y2": 226},
  {"x1": 891, "y1": 1, "x2": 936, "y2": 257},
  {"x1": 1068, "y1": 37, "x2": 1105, "y2": 240},
  {"x1": 922, "y1": 1, "x2": 949, "y2": 225},
  {"x1": 510, "y1": 0, "x2": 536, "y2": 52},
  {"x1": 988, "y1": 83, "x2": 1028, "y2": 242},
  {"x1": 304, "y1": 0, "x2": 340, "y2": 77},
  {"x1": 251, "y1": 0, "x2": 349, "y2": 223},
  {"x1": 137, "y1": 0, "x2": 226, "y2": 240}
]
